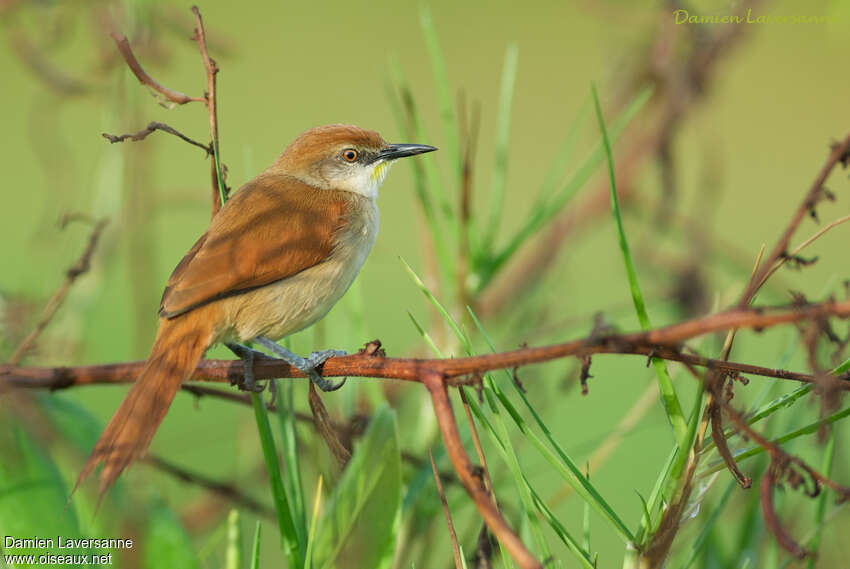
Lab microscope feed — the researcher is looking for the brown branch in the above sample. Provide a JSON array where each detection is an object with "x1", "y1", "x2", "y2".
[
  {"x1": 7, "y1": 217, "x2": 107, "y2": 366},
  {"x1": 718, "y1": 397, "x2": 850, "y2": 500},
  {"x1": 760, "y1": 463, "x2": 809, "y2": 560},
  {"x1": 5, "y1": 300, "x2": 850, "y2": 391},
  {"x1": 190, "y1": 6, "x2": 226, "y2": 217},
  {"x1": 102, "y1": 121, "x2": 212, "y2": 155},
  {"x1": 430, "y1": 449, "x2": 464, "y2": 569},
  {"x1": 739, "y1": 132, "x2": 850, "y2": 306},
  {"x1": 110, "y1": 32, "x2": 204, "y2": 105},
  {"x1": 422, "y1": 371, "x2": 542, "y2": 569}
]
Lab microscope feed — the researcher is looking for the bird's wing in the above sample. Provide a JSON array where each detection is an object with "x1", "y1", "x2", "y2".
[{"x1": 159, "y1": 174, "x2": 349, "y2": 318}]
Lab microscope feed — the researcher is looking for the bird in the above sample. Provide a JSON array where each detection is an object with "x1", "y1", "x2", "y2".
[{"x1": 74, "y1": 124, "x2": 436, "y2": 499}]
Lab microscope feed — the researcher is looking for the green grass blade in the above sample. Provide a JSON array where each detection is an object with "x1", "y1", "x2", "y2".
[
  {"x1": 313, "y1": 405, "x2": 402, "y2": 569},
  {"x1": 250, "y1": 392, "x2": 301, "y2": 568},
  {"x1": 537, "y1": 96, "x2": 592, "y2": 208},
  {"x1": 401, "y1": 257, "x2": 466, "y2": 346},
  {"x1": 276, "y1": 380, "x2": 307, "y2": 548},
  {"x1": 387, "y1": 58, "x2": 456, "y2": 286},
  {"x1": 465, "y1": 390, "x2": 593, "y2": 567},
  {"x1": 667, "y1": 378, "x2": 706, "y2": 489},
  {"x1": 482, "y1": 43, "x2": 519, "y2": 253},
  {"x1": 591, "y1": 82, "x2": 687, "y2": 447},
  {"x1": 250, "y1": 522, "x2": 262, "y2": 569},
  {"x1": 487, "y1": 87, "x2": 652, "y2": 284},
  {"x1": 225, "y1": 510, "x2": 242, "y2": 569},
  {"x1": 419, "y1": 3, "x2": 460, "y2": 178},
  {"x1": 807, "y1": 429, "x2": 835, "y2": 568},
  {"x1": 632, "y1": 446, "x2": 676, "y2": 546},
  {"x1": 583, "y1": 466, "x2": 591, "y2": 553},
  {"x1": 303, "y1": 476, "x2": 323, "y2": 569},
  {"x1": 467, "y1": 307, "x2": 636, "y2": 543}
]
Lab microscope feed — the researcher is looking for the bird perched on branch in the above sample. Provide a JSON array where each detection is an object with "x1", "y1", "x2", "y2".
[{"x1": 74, "y1": 124, "x2": 436, "y2": 499}]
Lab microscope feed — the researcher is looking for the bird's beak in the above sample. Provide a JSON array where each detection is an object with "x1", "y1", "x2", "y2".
[{"x1": 379, "y1": 143, "x2": 438, "y2": 161}]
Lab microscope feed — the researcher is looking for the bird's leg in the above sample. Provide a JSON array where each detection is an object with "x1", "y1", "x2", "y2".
[
  {"x1": 254, "y1": 336, "x2": 346, "y2": 392},
  {"x1": 224, "y1": 342, "x2": 265, "y2": 393}
]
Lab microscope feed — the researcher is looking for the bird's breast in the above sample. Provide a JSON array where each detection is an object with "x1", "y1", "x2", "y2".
[{"x1": 217, "y1": 194, "x2": 379, "y2": 343}]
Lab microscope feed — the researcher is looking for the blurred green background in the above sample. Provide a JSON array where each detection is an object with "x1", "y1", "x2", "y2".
[{"x1": 2, "y1": 0, "x2": 849, "y2": 567}]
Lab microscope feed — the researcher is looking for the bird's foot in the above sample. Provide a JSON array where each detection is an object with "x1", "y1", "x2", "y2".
[
  {"x1": 225, "y1": 342, "x2": 266, "y2": 393},
  {"x1": 254, "y1": 337, "x2": 347, "y2": 392}
]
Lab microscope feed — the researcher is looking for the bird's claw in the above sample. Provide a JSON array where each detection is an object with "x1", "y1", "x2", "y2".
[{"x1": 304, "y1": 349, "x2": 346, "y2": 392}]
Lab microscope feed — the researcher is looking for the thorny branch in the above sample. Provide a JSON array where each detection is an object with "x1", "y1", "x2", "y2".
[{"x1": 5, "y1": 300, "x2": 850, "y2": 390}]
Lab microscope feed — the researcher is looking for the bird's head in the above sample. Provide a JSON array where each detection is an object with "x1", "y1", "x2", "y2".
[{"x1": 270, "y1": 124, "x2": 436, "y2": 199}]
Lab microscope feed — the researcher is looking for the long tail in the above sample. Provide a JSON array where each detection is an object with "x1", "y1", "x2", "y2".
[{"x1": 73, "y1": 311, "x2": 213, "y2": 501}]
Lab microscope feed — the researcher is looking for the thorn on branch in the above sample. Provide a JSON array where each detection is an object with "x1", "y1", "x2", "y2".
[
  {"x1": 511, "y1": 367, "x2": 526, "y2": 393},
  {"x1": 474, "y1": 373, "x2": 485, "y2": 403},
  {"x1": 822, "y1": 186, "x2": 836, "y2": 201},
  {"x1": 474, "y1": 524, "x2": 495, "y2": 569},
  {"x1": 579, "y1": 355, "x2": 592, "y2": 396},
  {"x1": 357, "y1": 339, "x2": 386, "y2": 357},
  {"x1": 102, "y1": 122, "x2": 213, "y2": 155},
  {"x1": 780, "y1": 252, "x2": 819, "y2": 271},
  {"x1": 831, "y1": 139, "x2": 850, "y2": 169}
]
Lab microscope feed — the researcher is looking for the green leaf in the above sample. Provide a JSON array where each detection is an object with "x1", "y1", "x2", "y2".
[
  {"x1": 250, "y1": 522, "x2": 262, "y2": 569},
  {"x1": 591, "y1": 82, "x2": 687, "y2": 447},
  {"x1": 225, "y1": 510, "x2": 242, "y2": 569},
  {"x1": 276, "y1": 380, "x2": 307, "y2": 548},
  {"x1": 0, "y1": 423, "x2": 90, "y2": 561},
  {"x1": 419, "y1": 3, "x2": 460, "y2": 178},
  {"x1": 482, "y1": 44, "x2": 519, "y2": 253},
  {"x1": 250, "y1": 391, "x2": 301, "y2": 568},
  {"x1": 313, "y1": 405, "x2": 402, "y2": 569},
  {"x1": 143, "y1": 504, "x2": 200, "y2": 569}
]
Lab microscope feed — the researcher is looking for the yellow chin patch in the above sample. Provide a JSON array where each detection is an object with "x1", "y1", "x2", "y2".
[{"x1": 370, "y1": 161, "x2": 391, "y2": 184}]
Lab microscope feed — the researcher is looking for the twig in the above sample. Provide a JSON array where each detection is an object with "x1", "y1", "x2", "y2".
[
  {"x1": 754, "y1": 213, "x2": 850, "y2": 293},
  {"x1": 7, "y1": 218, "x2": 107, "y2": 366},
  {"x1": 190, "y1": 6, "x2": 227, "y2": 216},
  {"x1": 102, "y1": 121, "x2": 212, "y2": 155},
  {"x1": 738, "y1": 133, "x2": 850, "y2": 306},
  {"x1": 430, "y1": 449, "x2": 464, "y2": 569},
  {"x1": 108, "y1": 7, "x2": 228, "y2": 218},
  {"x1": 110, "y1": 32, "x2": 204, "y2": 105}
]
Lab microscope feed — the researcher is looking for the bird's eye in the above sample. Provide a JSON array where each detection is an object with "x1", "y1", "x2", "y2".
[{"x1": 342, "y1": 149, "x2": 358, "y2": 162}]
